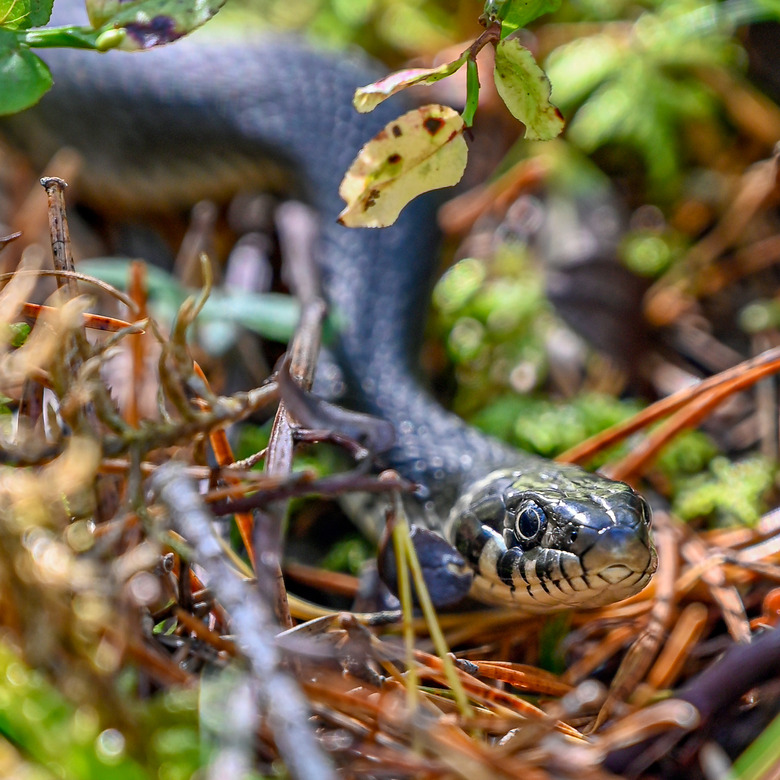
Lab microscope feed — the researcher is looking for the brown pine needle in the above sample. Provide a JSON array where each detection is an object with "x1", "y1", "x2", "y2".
[{"x1": 559, "y1": 345, "x2": 780, "y2": 480}]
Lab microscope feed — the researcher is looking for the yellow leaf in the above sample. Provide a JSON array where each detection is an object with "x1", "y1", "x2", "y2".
[
  {"x1": 494, "y1": 36, "x2": 564, "y2": 141},
  {"x1": 338, "y1": 105, "x2": 467, "y2": 229}
]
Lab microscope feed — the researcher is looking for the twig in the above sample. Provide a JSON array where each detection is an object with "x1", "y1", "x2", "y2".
[
  {"x1": 151, "y1": 463, "x2": 336, "y2": 780},
  {"x1": 605, "y1": 627, "x2": 780, "y2": 777},
  {"x1": 209, "y1": 468, "x2": 413, "y2": 516},
  {"x1": 41, "y1": 177, "x2": 77, "y2": 296},
  {"x1": 261, "y1": 201, "x2": 327, "y2": 628}
]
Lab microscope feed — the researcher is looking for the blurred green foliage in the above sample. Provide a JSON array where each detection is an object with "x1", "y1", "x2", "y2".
[
  {"x1": 545, "y1": 0, "x2": 738, "y2": 196},
  {"x1": 319, "y1": 535, "x2": 373, "y2": 575},
  {"x1": 228, "y1": 0, "x2": 780, "y2": 197},
  {"x1": 433, "y1": 248, "x2": 551, "y2": 417},
  {"x1": 470, "y1": 392, "x2": 639, "y2": 459},
  {"x1": 620, "y1": 229, "x2": 682, "y2": 278},
  {"x1": 219, "y1": 0, "x2": 466, "y2": 57},
  {"x1": 544, "y1": 0, "x2": 779, "y2": 197},
  {"x1": 537, "y1": 611, "x2": 571, "y2": 674},
  {"x1": 432, "y1": 247, "x2": 634, "y2": 452},
  {"x1": 0, "y1": 639, "x2": 201, "y2": 779}
]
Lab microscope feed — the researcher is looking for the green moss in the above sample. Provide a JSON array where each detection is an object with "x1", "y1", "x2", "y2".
[
  {"x1": 471, "y1": 392, "x2": 643, "y2": 459},
  {"x1": 671, "y1": 455, "x2": 777, "y2": 526}
]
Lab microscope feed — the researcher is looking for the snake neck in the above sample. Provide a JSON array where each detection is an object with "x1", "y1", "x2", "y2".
[{"x1": 316, "y1": 215, "x2": 526, "y2": 522}]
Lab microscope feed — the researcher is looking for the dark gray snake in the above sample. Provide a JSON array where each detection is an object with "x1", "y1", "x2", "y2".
[{"x1": 1, "y1": 23, "x2": 657, "y2": 610}]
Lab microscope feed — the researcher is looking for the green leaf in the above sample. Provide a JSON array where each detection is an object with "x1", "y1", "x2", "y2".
[
  {"x1": 0, "y1": 0, "x2": 29, "y2": 30},
  {"x1": 354, "y1": 54, "x2": 467, "y2": 113},
  {"x1": 0, "y1": 32, "x2": 52, "y2": 114},
  {"x1": 499, "y1": 0, "x2": 561, "y2": 34},
  {"x1": 26, "y1": 0, "x2": 50, "y2": 25},
  {"x1": 338, "y1": 104, "x2": 467, "y2": 228},
  {"x1": 493, "y1": 35, "x2": 564, "y2": 140},
  {"x1": 8, "y1": 321, "x2": 30, "y2": 346},
  {"x1": 733, "y1": 705, "x2": 780, "y2": 780},
  {"x1": 86, "y1": 0, "x2": 225, "y2": 51},
  {"x1": 0, "y1": 0, "x2": 51, "y2": 29},
  {"x1": 200, "y1": 291, "x2": 300, "y2": 343}
]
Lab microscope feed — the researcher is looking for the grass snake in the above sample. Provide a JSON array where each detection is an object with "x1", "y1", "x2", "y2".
[{"x1": 1, "y1": 25, "x2": 657, "y2": 611}]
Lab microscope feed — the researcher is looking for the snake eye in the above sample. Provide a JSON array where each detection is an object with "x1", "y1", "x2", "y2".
[{"x1": 513, "y1": 501, "x2": 547, "y2": 545}]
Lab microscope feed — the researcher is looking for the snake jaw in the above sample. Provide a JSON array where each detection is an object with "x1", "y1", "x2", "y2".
[{"x1": 449, "y1": 466, "x2": 658, "y2": 610}]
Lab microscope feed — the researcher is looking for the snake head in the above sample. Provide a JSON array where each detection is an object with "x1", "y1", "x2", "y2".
[{"x1": 449, "y1": 464, "x2": 657, "y2": 611}]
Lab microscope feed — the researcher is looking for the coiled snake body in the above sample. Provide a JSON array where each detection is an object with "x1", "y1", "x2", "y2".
[{"x1": 2, "y1": 25, "x2": 657, "y2": 610}]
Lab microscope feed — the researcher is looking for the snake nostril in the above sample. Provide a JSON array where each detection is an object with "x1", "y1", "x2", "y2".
[{"x1": 639, "y1": 496, "x2": 653, "y2": 528}]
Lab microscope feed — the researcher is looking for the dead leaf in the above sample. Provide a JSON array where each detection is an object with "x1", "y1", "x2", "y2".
[{"x1": 353, "y1": 56, "x2": 467, "y2": 113}]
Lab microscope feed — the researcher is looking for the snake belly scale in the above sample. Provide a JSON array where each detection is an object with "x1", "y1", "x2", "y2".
[{"x1": 0, "y1": 22, "x2": 657, "y2": 610}]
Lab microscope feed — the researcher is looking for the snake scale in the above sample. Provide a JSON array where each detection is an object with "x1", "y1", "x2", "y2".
[{"x1": 1, "y1": 17, "x2": 657, "y2": 610}]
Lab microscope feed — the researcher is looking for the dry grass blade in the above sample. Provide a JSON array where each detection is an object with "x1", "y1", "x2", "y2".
[{"x1": 588, "y1": 515, "x2": 679, "y2": 730}]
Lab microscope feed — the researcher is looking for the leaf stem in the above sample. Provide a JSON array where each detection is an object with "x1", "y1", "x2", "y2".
[
  {"x1": 467, "y1": 21, "x2": 501, "y2": 60},
  {"x1": 20, "y1": 25, "x2": 101, "y2": 49}
]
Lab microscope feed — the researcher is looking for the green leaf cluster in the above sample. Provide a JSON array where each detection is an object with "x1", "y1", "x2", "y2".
[
  {"x1": 319, "y1": 535, "x2": 373, "y2": 576},
  {"x1": 233, "y1": 0, "x2": 458, "y2": 55},
  {"x1": 544, "y1": 0, "x2": 779, "y2": 196},
  {"x1": 0, "y1": 0, "x2": 224, "y2": 115}
]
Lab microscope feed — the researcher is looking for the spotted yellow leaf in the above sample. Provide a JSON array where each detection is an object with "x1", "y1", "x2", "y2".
[
  {"x1": 494, "y1": 35, "x2": 564, "y2": 141},
  {"x1": 338, "y1": 104, "x2": 467, "y2": 229}
]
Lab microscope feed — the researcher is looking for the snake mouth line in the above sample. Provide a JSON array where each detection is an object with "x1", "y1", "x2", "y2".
[
  {"x1": 592, "y1": 536, "x2": 658, "y2": 587},
  {"x1": 598, "y1": 563, "x2": 638, "y2": 584}
]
